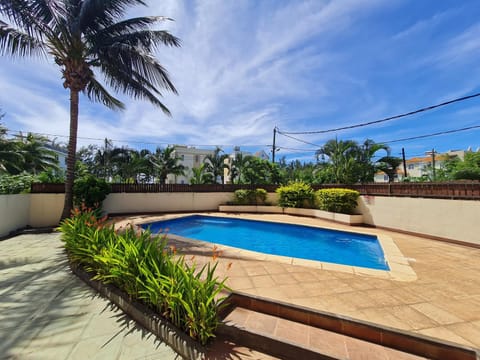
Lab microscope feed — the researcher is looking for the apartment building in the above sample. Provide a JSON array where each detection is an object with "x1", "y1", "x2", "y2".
[{"x1": 166, "y1": 146, "x2": 214, "y2": 184}]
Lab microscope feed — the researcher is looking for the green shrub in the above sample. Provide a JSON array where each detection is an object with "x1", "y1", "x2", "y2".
[
  {"x1": 315, "y1": 188, "x2": 360, "y2": 214},
  {"x1": 73, "y1": 175, "x2": 110, "y2": 209},
  {"x1": 233, "y1": 188, "x2": 268, "y2": 205},
  {"x1": 58, "y1": 210, "x2": 229, "y2": 345},
  {"x1": 0, "y1": 173, "x2": 35, "y2": 194},
  {"x1": 453, "y1": 169, "x2": 480, "y2": 180},
  {"x1": 276, "y1": 182, "x2": 315, "y2": 208}
]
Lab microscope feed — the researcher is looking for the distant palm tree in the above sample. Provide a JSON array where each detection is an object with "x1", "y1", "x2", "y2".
[
  {"x1": 377, "y1": 156, "x2": 402, "y2": 183},
  {"x1": 316, "y1": 139, "x2": 359, "y2": 183},
  {"x1": 190, "y1": 164, "x2": 214, "y2": 184},
  {"x1": 230, "y1": 153, "x2": 252, "y2": 184},
  {"x1": 204, "y1": 147, "x2": 229, "y2": 184},
  {"x1": 0, "y1": 1, "x2": 180, "y2": 218},
  {"x1": 0, "y1": 124, "x2": 23, "y2": 174},
  {"x1": 15, "y1": 133, "x2": 59, "y2": 175},
  {"x1": 149, "y1": 146, "x2": 186, "y2": 184}
]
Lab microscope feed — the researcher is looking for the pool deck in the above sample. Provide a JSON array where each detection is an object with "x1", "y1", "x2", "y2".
[{"x1": 122, "y1": 212, "x2": 480, "y2": 350}]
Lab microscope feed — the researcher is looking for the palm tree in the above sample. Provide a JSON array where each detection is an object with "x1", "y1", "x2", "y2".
[
  {"x1": 149, "y1": 146, "x2": 186, "y2": 184},
  {"x1": 190, "y1": 164, "x2": 214, "y2": 184},
  {"x1": 204, "y1": 147, "x2": 229, "y2": 184},
  {"x1": 316, "y1": 139, "x2": 359, "y2": 184},
  {"x1": 230, "y1": 153, "x2": 252, "y2": 184},
  {"x1": 356, "y1": 139, "x2": 389, "y2": 183},
  {"x1": 377, "y1": 156, "x2": 402, "y2": 183},
  {"x1": 0, "y1": 1, "x2": 180, "y2": 219},
  {"x1": 0, "y1": 123, "x2": 23, "y2": 174},
  {"x1": 15, "y1": 133, "x2": 59, "y2": 175}
]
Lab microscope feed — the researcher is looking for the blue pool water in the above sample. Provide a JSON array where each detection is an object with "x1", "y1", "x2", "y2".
[{"x1": 142, "y1": 215, "x2": 389, "y2": 270}]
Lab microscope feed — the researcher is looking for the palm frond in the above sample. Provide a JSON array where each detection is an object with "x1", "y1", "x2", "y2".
[
  {"x1": 77, "y1": 0, "x2": 147, "y2": 32},
  {"x1": 102, "y1": 66, "x2": 172, "y2": 115},
  {"x1": 0, "y1": 20, "x2": 46, "y2": 56},
  {"x1": 84, "y1": 77, "x2": 125, "y2": 111},
  {"x1": 95, "y1": 41, "x2": 178, "y2": 94}
]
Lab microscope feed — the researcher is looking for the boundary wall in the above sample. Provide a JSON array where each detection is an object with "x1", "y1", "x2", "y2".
[{"x1": 1, "y1": 193, "x2": 479, "y2": 246}]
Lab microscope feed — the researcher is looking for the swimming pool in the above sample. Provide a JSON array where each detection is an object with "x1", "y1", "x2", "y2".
[{"x1": 142, "y1": 215, "x2": 389, "y2": 270}]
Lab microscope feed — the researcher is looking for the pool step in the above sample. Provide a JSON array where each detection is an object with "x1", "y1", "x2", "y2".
[{"x1": 216, "y1": 292, "x2": 479, "y2": 360}]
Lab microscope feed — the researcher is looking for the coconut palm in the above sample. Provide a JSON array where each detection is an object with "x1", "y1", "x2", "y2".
[
  {"x1": 204, "y1": 147, "x2": 229, "y2": 184},
  {"x1": 0, "y1": 0, "x2": 180, "y2": 218}
]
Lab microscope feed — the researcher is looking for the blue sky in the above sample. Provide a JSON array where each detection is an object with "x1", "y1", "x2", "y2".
[{"x1": 1, "y1": 0, "x2": 480, "y2": 163}]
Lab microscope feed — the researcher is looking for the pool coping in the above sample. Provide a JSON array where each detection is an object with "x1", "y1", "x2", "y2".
[{"x1": 126, "y1": 212, "x2": 417, "y2": 282}]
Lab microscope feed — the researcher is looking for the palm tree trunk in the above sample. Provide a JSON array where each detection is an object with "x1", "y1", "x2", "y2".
[{"x1": 61, "y1": 89, "x2": 79, "y2": 220}]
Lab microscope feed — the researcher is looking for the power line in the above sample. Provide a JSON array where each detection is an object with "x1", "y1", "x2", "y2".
[
  {"x1": 277, "y1": 122, "x2": 480, "y2": 150},
  {"x1": 381, "y1": 124, "x2": 480, "y2": 144},
  {"x1": 276, "y1": 130, "x2": 322, "y2": 147},
  {"x1": 279, "y1": 92, "x2": 480, "y2": 135},
  {"x1": 4, "y1": 129, "x2": 270, "y2": 148}
]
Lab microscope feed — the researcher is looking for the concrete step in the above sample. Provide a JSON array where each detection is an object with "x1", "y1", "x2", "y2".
[{"x1": 216, "y1": 292, "x2": 479, "y2": 360}]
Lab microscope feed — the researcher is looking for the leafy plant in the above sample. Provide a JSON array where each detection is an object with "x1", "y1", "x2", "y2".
[
  {"x1": 316, "y1": 188, "x2": 360, "y2": 214},
  {"x1": 58, "y1": 210, "x2": 229, "y2": 345},
  {"x1": 73, "y1": 175, "x2": 111, "y2": 210},
  {"x1": 233, "y1": 188, "x2": 268, "y2": 205},
  {"x1": 276, "y1": 182, "x2": 315, "y2": 208},
  {"x1": 0, "y1": 173, "x2": 36, "y2": 194}
]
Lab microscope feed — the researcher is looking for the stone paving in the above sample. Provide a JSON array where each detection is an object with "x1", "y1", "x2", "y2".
[
  {"x1": 0, "y1": 234, "x2": 179, "y2": 360},
  {"x1": 2, "y1": 213, "x2": 480, "y2": 359},
  {"x1": 127, "y1": 212, "x2": 480, "y2": 351}
]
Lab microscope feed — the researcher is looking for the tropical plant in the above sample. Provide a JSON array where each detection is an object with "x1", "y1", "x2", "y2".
[
  {"x1": 0, "y1": 123, "x2": 23, "y2": 174},
  {"x1": 149, "y1": 146, "x2": 186, "y2": 184},
  {"x1": 0, "y1": 173, "x2": 36, "y2": 194},
  {"x1": 204, "y1": 147, "x2": 229, "y2": 184},
  {"x1": 376, "y1": 156, "x2": 402, "y2": 183},
  {"x1": 316, "y1": 138, "x2": 389, "y2": 183},
  {"x1": 242, "y1": 157, "x2": 282, "y2": 185},
  {"x1": 315, "y1": 188, "x2": 360, "y2": 214},
  {"x1": 230, "y1": 153, "x2": 253, "y2": 184},
  {"x1": 15, "y1": 133, "x2": 59, "y2": 175},
  {"x1": 73, "y1": 175, "x2": 111, "y2": 210},
  {"x1": 0, "y1": 0, "x2": 180, "y2": 220},
  {"x1": 276, "y1": 182, "x2": 315, "y2": 208},
  {"x1": 190, "y1": 163, "x2": 214, "y2": 184},
  {"x1": 58, "y1": 209, "x2": 229, "y2": 345},
  {"x1": 233, "y1": 188, "x2": 268, "y2": 205}
]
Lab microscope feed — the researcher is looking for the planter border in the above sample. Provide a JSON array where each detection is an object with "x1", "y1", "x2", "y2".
[
  {"x1": 70, "y1": 263, "x2": 207, "y2": 360},
  {"x1": 218, "y1": 205, "x2": 363, "y2": 225}
]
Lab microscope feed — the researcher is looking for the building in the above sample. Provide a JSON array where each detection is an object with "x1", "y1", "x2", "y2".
[
  {"x1": 166, "y1": 146, "x2": 214, "y2": 184},
  {"x1": 374, "y1": 150, "x2": 468, "y2": 182},
  {"x1": 224, "y1": 148, "x2": 271, "y2": 184}
]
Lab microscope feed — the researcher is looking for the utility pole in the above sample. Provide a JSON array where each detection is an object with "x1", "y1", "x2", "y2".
[
  {"x1": 272, "y1": 127, "x2": 277, "y2": 163},
  {"x1": 425, "y1": 148, "x2": 436, "y2": 181},
  {"x1": 402, "y1": 147, "x2": 407, "y2": 178}
]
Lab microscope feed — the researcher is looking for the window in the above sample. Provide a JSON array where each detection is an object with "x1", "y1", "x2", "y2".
[
  {"x1": 408, "y1": 164, "x2": 414, "y2": 170},
  {"x1": 195, "y1": 155, "x2": 199, "y2": 163}
]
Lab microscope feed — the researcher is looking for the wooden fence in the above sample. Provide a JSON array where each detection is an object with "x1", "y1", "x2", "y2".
[{"x1": 30, "y1": 182, "x2": 480, "y2": 200}]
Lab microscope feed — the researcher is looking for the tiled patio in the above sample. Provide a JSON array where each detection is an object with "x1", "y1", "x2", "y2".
[{"x1": 124, "y1": 212, "x2": 480, "y2": 351}]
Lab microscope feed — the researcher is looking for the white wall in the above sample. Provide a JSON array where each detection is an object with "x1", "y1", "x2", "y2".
[
  {"x1": 358, "y1": 196, "x2": 480, "y2": 246},
  {"x1": 29, "y1": 194, "x2": 65, "y2": 228},
  {"x1": 0, "y1": 194, "x2": 30, "y2": 237},
  {"x1": 103, "y1": 192, "x2": 234, "y2": 214},
  {"x1": 1, "y1": 192, "x2": 479, "y2": 246}
]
